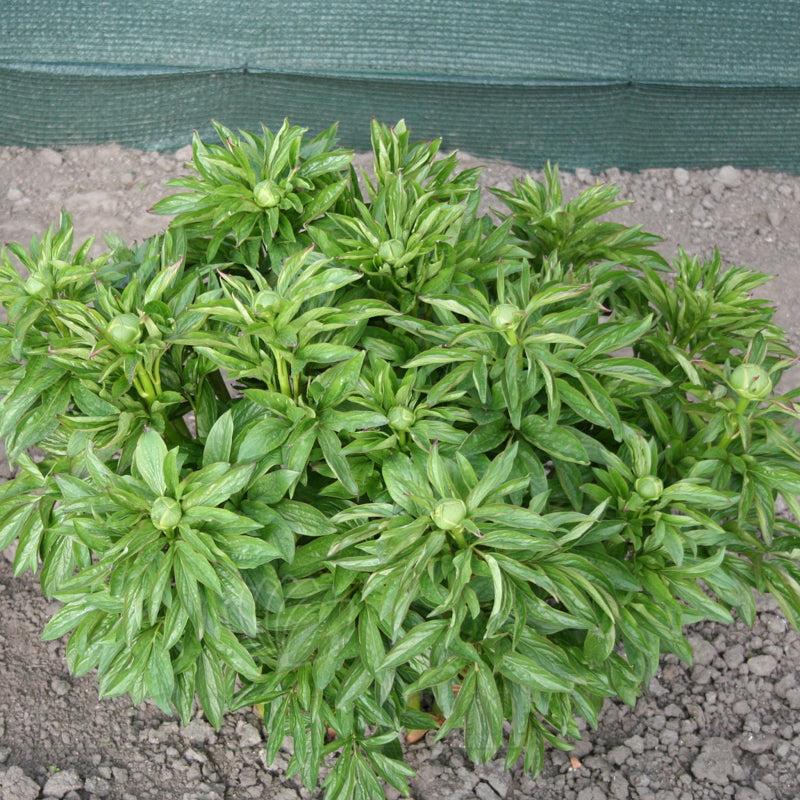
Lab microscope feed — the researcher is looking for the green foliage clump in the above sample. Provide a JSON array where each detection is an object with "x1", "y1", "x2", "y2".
[{"x1": 2, "y1": 120, "x2": 800, "y2": 799}]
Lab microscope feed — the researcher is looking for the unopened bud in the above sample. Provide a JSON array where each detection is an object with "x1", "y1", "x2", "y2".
[
  {"x1": 388, "y1": 406, "x2": 415, "y2": 432},
  {"x1": 253, "y1": 179, "x2": 281, "y2": 208},
  {"x1": 634, "y1": 475, "x2": 663, "y2": 501},
  {"x1": 729, "y1": 364, "x2": 772, "y2": 401},
  {"x1": 25, "y1": 275, "x2": 51, "y2": 298},
  {"x1": 432, "y1": 498, "x2": 467, "y2": 531},
  {"x1": 491, "y1": 303, "x2": 523, "y2": 330},
  {"x1": 151, "y1": 496, "x2": 182, "y2": 531},
  {"x1": 378, "y1": 238, "x2": 404, "y2": 265},
  {"x1": 105, "y1": 313, "x2": 142, "y2": 350}
]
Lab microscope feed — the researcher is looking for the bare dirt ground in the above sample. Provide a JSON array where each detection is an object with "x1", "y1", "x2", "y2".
[{"x1": 1, "y1": 142, "x2": 800, "y2": 800}]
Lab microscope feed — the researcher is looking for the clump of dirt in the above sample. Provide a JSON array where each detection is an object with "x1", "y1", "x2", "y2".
[{"x1": 1, "y1": 143, "x2": 800, "y2": 800}]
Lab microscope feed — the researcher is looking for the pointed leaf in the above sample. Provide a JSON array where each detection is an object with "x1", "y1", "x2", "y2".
[
  {"x1": 134, "y1": 430, "x2": 167, "y2": 495},
  {"x1": 380, "y1": 620, "x2": 448, "y2": 670},
  {"x1": 203, "y1": 409, "x2": 234, "y2": 466}
]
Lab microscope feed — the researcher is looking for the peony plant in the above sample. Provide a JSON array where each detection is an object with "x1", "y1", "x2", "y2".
[{"x1": 1, "y1": 119, "x2": 800, "y2": 799}]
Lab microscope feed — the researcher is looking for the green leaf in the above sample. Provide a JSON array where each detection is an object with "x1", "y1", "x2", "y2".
[
  {"x1": 236, "y1": 418, "x2": 291, "y2": 462},
  {"x1": 318, "y1": 352, "x2": 365, "y2": 409},
  {"x1": 182, "y1": 463, "x2": 255, "y2": 509},
  {"x1": 317, "y1": 426, "x2": 358, "y2": 496},
  {"x1": 358, "y1": 606, "x2": 386, "y2": 675},
  {"x1": 42, "y1": 600, "x2": 92, "y2": 641},
  {"x1": 143, "y1": 258, "x2": 183, "y2": 305},
  {"x1": 295, "y1": 343, "x2": 357, "y2": 365},
  {"x1": 196, "y1": 647, "x2": 226, "y2": 729},
  {"x1": 276, "y1": 499, "x2": 336, "y2": 537},
  {"x1": 175, "y1": 541, "x2": 222, "y2": 594},
  {"x1": 380, "y1": 619, "x2": 448, "y2": 670},
  {"x1": 312, "y1": 614, "x2": 357, "y2": 689},
  {"x1": 277, "y1": 621, "x2": 321, "y2": 672},
  {"x1": 434, "y1": 664, "x2": 477, "y2": 740},
  {"x1": 182, "y1": 507, "x2": 261, "y2": 536},
  {"x1": 363, "y1": 750, "x2": 415, "y2": 796},
  {"x1": 299, "y1": 179, "x2": 348, "y2": 222},
  {"x1": 203, "y1": 409, "x2": 234, "y2": 466},
  {"x1": 173, "y1": 552, "x2": 203, "y2": 627},
  {"x1": 13, "y1": 508, "x2": 45, "y2": 576},
  {"x1": 661, "y1": 481, "x2": 733, "y2": 510},
  {"x1": 575, "y1": 316, "x2": 653, "y2": 364},
  {"x1": 207, "y1": 627, "x2": 260, "y2": 680},
  {"x1": 466, "y1": 660, "x2": 504, "y2": 763},
  {"x1": 216, "y1": 532, "x2": 282, "y2": 569},
  {"x1": 0, "y1": 501, "x2": 37, "y2": 552},
  {"x1": 520, "y1": 416, "x2": 590, "y2": 465},
  {"x1": 145, "y1": 635, "x2": 175, "y2": 714},
  {"x1": 467, "y1": 443, "x2": 519, "y2": 510},
  {"x1": 216, "y1": 563, "x2": 259, "y2": 636},
  {"x1": 133, "y1": 430, "x2": 167, "y2": 495},
  {"x1": 335, "y1": 662, "x2": 373, "y2": 711},
  {"x1": 0, "y1": 356, "x2": 65, "y2": 443},
  {"x1": 583, "y1": 616, "x2": 616, "y2": 665},
  {"x1": 40, "y1": 534, "x2": 83, "y2": 598},
  {"x1": 403, "y1": 657, "x2": 467, "y2": 697},
  {"x1": 382, "y1": 454, "x2": 434, "y2": 516},
  {"x1": 499, "y1": 651, "x2": 575, "y2": 693},
  {"x1": 588, "y1": 357, "x2": 672, "y2": 387},
  {"x1": 283, "y1": 418, "x2": 319, "y2": 474}
]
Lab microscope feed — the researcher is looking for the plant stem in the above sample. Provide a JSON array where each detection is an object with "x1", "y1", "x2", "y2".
[
  {"x1": 450, "y1": 527, "x2": 468, "y2": 549},
  {"x1": 719, "y1": 395, "x2": 750, "y2": 449},
  {"x1": 735, "y1": 395, "x2": 750, "y2": 415},
  {"x1": 134, "y1": 363, "x2": 158, "y2": 407},
  {"x1": 136, "y1": 364, "x2": 157, "y2": 399},
  {"x1": 276, "y1": 354, "x2": 292, "y2": 397}
]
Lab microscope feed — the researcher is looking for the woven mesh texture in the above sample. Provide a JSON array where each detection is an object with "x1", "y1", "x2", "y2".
[{"x1": 1, "y1": 1, "x2": 799, "y2": 170}]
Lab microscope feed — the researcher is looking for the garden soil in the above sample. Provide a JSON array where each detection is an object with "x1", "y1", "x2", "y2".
[{"x1": 1, "y1": 143, "x2": 800, "y2": 800}]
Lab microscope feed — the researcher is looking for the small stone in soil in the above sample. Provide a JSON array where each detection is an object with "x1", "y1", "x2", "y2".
[
  {"x1": 673, "y1": 167, "x2": 690, "y2": 186},
  {"x1": 39, "y1": 148, "x2": 63, "y2": 167},
  {"x1": 235, "y1": 721, "x2": 263, "y2": 748},
  {"x1": 0, "y1": 766, "x2": 40, "y2": 800},
  {"x1": 607, "y1": 744, "x2": 632, "y2": 766},
  {"x1": 717, "y1": 165, "x2": 742, "y2": 187},
  {"x1": 180, "y1": 718, "x2": 216, "y2": 745},
  {"x1": 42, "y1": 768, "x2": 83, "y2": 797},
  {"x1": 687, "y1": 635, "x2": 717, "y2": 666},
  {"x1": 83, "y1": 774, "x2": 111, "y2": 796},
  {"x1": 50, "y1": 677, "x2": 71, "y2": 696},
  {"x1": 767, "y1": 208, "x2": 785, "y2": 228},
  {"x1": 690, "y1": 737, "x2": 736, "y2": 786},
  {"x1": 747, "y1": 654, "x2": 778, "y2": 677}
]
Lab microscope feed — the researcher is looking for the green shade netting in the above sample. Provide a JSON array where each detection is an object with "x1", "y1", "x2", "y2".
[{"x1": 2, "y1": 1, "x2": 799, "y2": 171}]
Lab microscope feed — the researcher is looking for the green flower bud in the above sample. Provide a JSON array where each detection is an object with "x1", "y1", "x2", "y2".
[
  {"x1": 254, "y1": 289, "x2": 281, "y2": 311},
  {"x1": 388, "y1": 406, "x2": 415, "y2": 432},
  {"x1": 105, "y1": 313, "x2": 142, "y2": 349},
  {"x1": 432, "y1": 498, "x2": 467, "y2": 531},
  {"x1": 253, "y1": 179, "x2": 281, "y2": 208},
  {"x1": 377, "y1": 238, "x2": 405, "y2": 265},
  {"x1": 25, "y1": 275, "x2": 51, "y2": 298},
  {"x1": 151, "y1": 496, "x2": 182, "y2": 531},
  {"x1": 634, "y1": 475, "x2": 664, "y2": 501},
  {"x1": 490, "y1": 303, "x2": 523, "y2": 330},
  {"x1": 729, "y1": 364, "x2": 772, "y2": 401}
]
